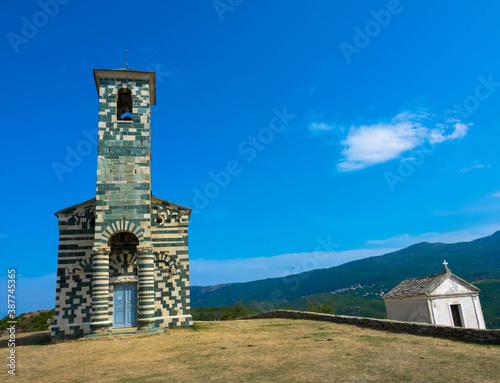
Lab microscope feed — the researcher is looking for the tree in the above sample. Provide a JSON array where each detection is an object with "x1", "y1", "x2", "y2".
[
  {"x1": 222, "y1": 301, "x2": 250, "y2": 320},
  {"x1": 306, "y1": 297, "x2": 336, "y2": 314}
]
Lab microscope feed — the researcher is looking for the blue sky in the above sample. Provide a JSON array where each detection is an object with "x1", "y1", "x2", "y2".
[{"x1": 2, "y1": 0, "x2": 500, "y2": 315}]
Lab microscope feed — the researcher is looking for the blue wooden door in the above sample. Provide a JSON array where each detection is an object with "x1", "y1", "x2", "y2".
[
  {"x1": 113, "y1": 284, "x2": 137, "y2": 328},
  {"x1": 113, "y1": 285, "x2": 126, "y2": 328},
  {"x1": 126, "y1": 284, "x2": 137, "y2": 327}
]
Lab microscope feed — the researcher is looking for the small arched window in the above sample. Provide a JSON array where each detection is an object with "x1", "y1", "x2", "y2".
[{"x1": 117, "y1": 88, "x2": 133, "y2": 121}]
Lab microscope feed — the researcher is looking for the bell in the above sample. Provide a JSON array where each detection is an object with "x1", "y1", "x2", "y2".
[{"x1": 118, "y1": 105, "x2": 132, "y2": 120}]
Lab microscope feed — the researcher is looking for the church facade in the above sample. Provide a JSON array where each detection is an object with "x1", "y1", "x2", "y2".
[
  {"x1": 51, "y1": 69, "x2": 192, "y2": 339},
  {"x1": 383, "y1": 263, "x2": 486, "y2": 329}
]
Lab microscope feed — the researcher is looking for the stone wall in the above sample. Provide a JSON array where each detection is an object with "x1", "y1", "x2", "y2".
[
  {"x1": 151, "y1": 197, "x2": 192, "y2": 329},
  {"x1": 51, "y1": 199, "x2": 95, "y2": 339},
  {"x1": 238, "y1": 310, "x2": 500, "y2": 344}
]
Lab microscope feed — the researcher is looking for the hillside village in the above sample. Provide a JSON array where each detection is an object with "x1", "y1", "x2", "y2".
[{"x1": 330, "y1": 283, "x2": 388, "y2": 296}]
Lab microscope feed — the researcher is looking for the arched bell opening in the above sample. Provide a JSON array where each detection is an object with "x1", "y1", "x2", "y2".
[{"x1": 117, "y1": 88, "x2": 133, "y2": 121}]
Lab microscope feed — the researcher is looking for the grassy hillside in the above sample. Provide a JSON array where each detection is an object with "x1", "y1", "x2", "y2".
[
  {"x1": 13, "y1": 319, "x2": 500, "y2": 382},
  {"x1": 191, "y1": 231, "x2": 500, "y2": 326},
  {"x1": 0, "y1": 309, "x2": 54, "y2": 333}
]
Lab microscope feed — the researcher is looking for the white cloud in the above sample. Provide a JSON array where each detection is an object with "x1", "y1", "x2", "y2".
[
  {"x1": 308, "y1": 122, "x2": 336, "y2": 131},
  {"x1": 450, "y1": 122, "x2": 468, "y2": 139},
  {"x1": 460, "y1": 163, "x2": 490, "y2": 172},
  {"x1": 428, "y1": 122, "x2": 468, "y2": 144},
  {"x1": 492, "y1": 191, "x2": 500, "y2": 198},
  {"x1": 312, "y1": 111, "x2": 471, "y2": 172},
  {"x1": 338, "y1": 113, "x2": 427, "y2": 171}
]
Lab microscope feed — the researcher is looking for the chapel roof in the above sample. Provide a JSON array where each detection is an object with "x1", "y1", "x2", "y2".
[
  {"x1": 383, "y1": 266, "x2": 480, "y2": 299},
  {"x1": 54, "y1": 197, "x2": 96, "y2": 217}
]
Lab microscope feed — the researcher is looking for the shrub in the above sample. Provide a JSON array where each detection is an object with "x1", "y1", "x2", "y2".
[
  {"x1": 222, "y1": 301, "x2": 252, "y2": 320},
  {"x1": 306, "y1": 298, "x2": 336, "y2": 314}
]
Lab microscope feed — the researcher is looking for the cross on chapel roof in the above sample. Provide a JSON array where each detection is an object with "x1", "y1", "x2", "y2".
[{"x1": 443, "y1": 260, "x2": 450, "y2": 273}]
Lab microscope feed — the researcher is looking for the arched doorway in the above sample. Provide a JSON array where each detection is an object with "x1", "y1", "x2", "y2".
[{"x1": 108, "y1": 232, "x2": 139, "y2": 328}]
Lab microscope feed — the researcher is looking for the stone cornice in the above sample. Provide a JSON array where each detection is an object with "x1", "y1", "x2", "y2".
[
  {"x1": 137, "y1": 246, "x2": 154, "y2": 253},
  {"x1": 110, "y1": 275, "x2": 139, "y2": 284},
  {"x1": 92, "y1": 247, "x2": 111, "y2": 254}
]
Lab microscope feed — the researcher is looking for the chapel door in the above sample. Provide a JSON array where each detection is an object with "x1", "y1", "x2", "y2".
[
  {"x1": 450, "y1": 304, "x2": 463, "y2": 327},
  {"x1": 113, "y1": 284, "x2": 138, "y2": 328}
]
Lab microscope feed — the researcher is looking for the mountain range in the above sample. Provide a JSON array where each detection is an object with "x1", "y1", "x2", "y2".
[{"x1": 191, "y1": 231, "x2": 500, "y2": 327}]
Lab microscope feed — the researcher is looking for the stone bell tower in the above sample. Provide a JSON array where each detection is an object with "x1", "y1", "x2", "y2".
[
  {"x1": 51, "y1": 69, "x2": 192, "y2": 339},
  {"x1": 91, "y1": 68, "x2": 156, "y2": 333}
]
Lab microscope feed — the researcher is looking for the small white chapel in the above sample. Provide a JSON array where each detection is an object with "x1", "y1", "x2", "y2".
[{"x1": 383, "y1": 261, "x2": 486, "y2": 329}]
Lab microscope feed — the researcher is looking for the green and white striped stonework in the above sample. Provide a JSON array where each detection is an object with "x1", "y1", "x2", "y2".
[
  {"x1": 51, "y1": 69, "x2": 192, "y2": 340},
  {"x1": 151, "y1": 198, "x2": 191, "y2": 325}
]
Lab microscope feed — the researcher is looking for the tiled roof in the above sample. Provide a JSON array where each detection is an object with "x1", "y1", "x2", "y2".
[
  {"x1": 383, "y1": 268, "x2": 480, "y2": 299},
  {"x1": 383, "y1": 272, "x2": 446, "y2": 298}
]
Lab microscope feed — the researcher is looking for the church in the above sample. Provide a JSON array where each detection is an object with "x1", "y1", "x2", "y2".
[
  {"x1": 383, "y1": 262, "x2": 486, "y2": 329},
  {"x1": 51, "y1": 68, "x2": 192, "y2": 339}
]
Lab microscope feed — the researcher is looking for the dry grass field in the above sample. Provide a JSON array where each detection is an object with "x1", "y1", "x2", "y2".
[{"x1": 5, "y1": 319, "x2": 500, "y2": 382}]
